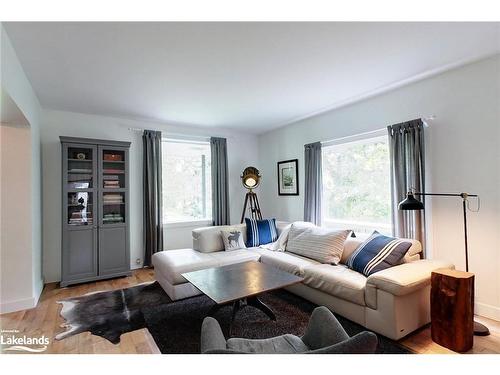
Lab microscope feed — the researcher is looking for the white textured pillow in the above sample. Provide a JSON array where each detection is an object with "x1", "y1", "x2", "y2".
[
  {"x1": 220, "y1": 229, "x2": 246, "y2": 251},
  {"x1": 286, "y1": 224, "x2": 350, "y2": 264}
]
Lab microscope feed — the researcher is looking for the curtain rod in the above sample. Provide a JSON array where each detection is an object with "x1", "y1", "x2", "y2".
[
  {"x1": 127, "y1": 127, "x2": 235, "y2": 140},
  {"x1": 320, "y1": 115, "x2": 435, "y2": 146}
]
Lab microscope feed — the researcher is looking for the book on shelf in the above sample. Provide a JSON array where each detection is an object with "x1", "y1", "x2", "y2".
[
  {"x1": 68, "y1": 168, "x2": 93, "y2": 173},
  {"x1": 69, "y1": 182, "x2": 90, "y2": 189},
  {"x1": 68, "y1": 174, "x2": 92, "y2": 182},
  {"x1": 103, "y1": 168, "x2": 124, "y2": 174},
  {"x1": 104, "y1": 180, "x2": 120, "y2": 188},
  {"x1": 103, "y1": 213, "x2": 124, "y2": 223}
]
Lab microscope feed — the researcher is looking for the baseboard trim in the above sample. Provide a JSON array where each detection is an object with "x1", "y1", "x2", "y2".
[
  {"x1": 475, "y1": 302, "x2": 500, "y2": 322},
  {"x1": 33, "y1": 278, "x2": 44, "y2": 306},
  {"x1": 0, "y1": 296, "x2": 37, "y2": 314}
]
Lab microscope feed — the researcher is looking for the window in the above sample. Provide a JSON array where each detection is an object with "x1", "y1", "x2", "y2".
[
  {"x1": 322, "y1": 134, "x2": 392, "y2": 235},
  {"x1": 162, "y1": 138, "x2": 212, "y2": 224}
]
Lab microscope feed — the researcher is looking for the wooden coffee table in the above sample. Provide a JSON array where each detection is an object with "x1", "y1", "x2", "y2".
[{"x1": 182, "y1": 261, "x2": 303, "y2": 330}]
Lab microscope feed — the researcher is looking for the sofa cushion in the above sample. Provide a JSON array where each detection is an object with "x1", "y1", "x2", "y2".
[
  {"x1": 260, "y1": 251, "x2": 320, "y2": 276},
  {"x1": 153, "y1": 248, "x2": 261, "y2": 286},
  {"x1": 208, "y1": 249, "x2": 260, "y2": 267},
  {"x1": 245, "y1": 218, "x2": 278, "y2": 247},
  {"x1": 152, "y1": 249, "x2": 220, "y2": 285},
  {"x1": 302, "y1": 264, "x2": 367, "y2": 306},
  {"x1": 286, "y1": 224, "x2": 350, "y2": 265},
  {"x1": 346, "y1": 231, "x2": 413, "y2": 276}
]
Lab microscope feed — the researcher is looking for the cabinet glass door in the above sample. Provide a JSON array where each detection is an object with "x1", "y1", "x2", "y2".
[
  {"x1": 102, "y1": 149, "x2": 126, "y2": 189},
  {"x1": 102, "y1": 192, "x2": 126, "y2": 225},
  {"x1": 67, "y1": 192, "x2": 94, "y2": 226},
  {"x1": 66, "y1": 146, "x2": 95, "y2": 189},
  {"x1": 100, "y1": 147, "x2": 127, "y2": 226}
]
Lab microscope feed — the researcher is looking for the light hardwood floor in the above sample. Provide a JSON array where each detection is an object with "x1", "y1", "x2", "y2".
[{"x1": 1, "y1": 268, "x2": 499, "y2": 354}]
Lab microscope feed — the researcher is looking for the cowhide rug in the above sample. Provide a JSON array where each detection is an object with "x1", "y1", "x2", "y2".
[{"x1": 56, "y1": 281, "x2": 170, "y2": 344}]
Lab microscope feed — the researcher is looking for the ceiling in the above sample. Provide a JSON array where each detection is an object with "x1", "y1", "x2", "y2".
[{"x1": 4, "y1": 22, "x2": 500, "y2": 134}]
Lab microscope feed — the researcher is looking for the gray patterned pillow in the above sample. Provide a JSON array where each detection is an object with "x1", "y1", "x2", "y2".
[
  {"x1": 221, "y1": 229, "x2": 247, "y2": 251},
  {"x1": 286, "y1": 224, "x2": 350, "y2": 264}
]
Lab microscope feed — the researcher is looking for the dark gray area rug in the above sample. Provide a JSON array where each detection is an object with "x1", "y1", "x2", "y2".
[{"x1": 57, "y1": 281, "x2": 413, "y2": 354}]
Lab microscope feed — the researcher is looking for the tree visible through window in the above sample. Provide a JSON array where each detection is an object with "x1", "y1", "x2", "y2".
[
  {"x1": 162, "y1": 139, "x2": 212, "y2": 223},
  {"x1": 322, "y1": 135, "x2": 392, "y2": 234}
]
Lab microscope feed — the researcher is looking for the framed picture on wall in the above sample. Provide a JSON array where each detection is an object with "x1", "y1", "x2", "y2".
[{"x1": 277, "y1": 159, "x2": 299, "y2": 196}]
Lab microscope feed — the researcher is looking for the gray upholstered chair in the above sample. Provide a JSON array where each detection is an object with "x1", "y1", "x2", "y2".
[{"x1": 200, "y1": 306, "x2": 378, "y2": 354}]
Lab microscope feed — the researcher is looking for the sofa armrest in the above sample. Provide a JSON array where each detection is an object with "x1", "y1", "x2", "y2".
[{"x1": 364, "y1": 260, "x2": 454, "y2": 309}]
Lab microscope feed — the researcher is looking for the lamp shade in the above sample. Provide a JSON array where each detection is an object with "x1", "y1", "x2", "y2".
[
  {"x1": 398, "y1": 193, "x2": 424, "y2": 210},
  {"x1": 241, "y1": 166, "x2": 261, "y2": 190}
]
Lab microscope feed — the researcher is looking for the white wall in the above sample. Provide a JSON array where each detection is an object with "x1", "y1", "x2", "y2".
[
  {"x1": 0, "y1": 25, "x2": 43, "y2": 312},
  {"x1": 41, "y1": 109, "x2": 258, "y2": 282},
  {"x1": 258, "y1": 55, "x2": 500, "y2": 320},
  {"x1": 0, "y1": 124, "x2": 33, "y2": 312}
]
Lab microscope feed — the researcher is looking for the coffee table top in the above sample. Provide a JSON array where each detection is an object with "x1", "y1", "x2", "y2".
[{"x1": 182, "y1": 261, "x2": 304, "y2": 304}]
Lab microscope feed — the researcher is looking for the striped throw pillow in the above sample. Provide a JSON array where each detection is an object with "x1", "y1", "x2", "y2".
[
  {"x1": 346, "y1": 231, "x2": 412, "y2": 276},
  {"x1": 245, "y1": 218, "x2": 278, "y2": 247},
  {"x1": 285, "y1": 224, "x2": 351, "y2": 264}
]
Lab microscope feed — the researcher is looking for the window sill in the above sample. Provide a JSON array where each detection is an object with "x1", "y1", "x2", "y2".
[{"x1": 163, "y1": 219, "x2": 212, "y2": 229}]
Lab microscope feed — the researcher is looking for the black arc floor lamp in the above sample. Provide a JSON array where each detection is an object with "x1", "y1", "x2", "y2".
[{"x1": 399, "y1": 191, "x2": 490, "y2": 336}]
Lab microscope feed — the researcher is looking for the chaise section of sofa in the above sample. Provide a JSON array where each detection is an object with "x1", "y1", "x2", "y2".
[{"x1": 152, "y1": 222, "x2": 454, "y2": 340}]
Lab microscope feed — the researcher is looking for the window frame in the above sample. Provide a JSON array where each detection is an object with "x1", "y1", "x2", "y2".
[
  {"x1": 321, "y1": 129, "x2": 393, "y2": 235},
  {"x1": 161, "y1": 136, "x2": 212, "y2": 226}
]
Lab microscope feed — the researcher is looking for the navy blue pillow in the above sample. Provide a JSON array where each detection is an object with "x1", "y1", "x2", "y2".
[
  {"x1": 346, "y1": 231, "x2": 412, "y2": 276},
  {"x1": 245, "y1": 218, "x2": 278, "y2": 247}
]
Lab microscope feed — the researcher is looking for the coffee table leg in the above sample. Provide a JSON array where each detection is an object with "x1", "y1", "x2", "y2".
[
  {"x1": 247, "y1": 296, "x2": 276, "y2": 321},
  {"x1": 229, "y1": 300, "x2": 241, "y2": 336},
  {"x1": 208, "y1": 303, "x2": 223, "y2": 317}
]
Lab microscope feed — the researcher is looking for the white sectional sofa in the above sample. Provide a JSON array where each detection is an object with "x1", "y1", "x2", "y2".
[{"x1": 152, "y1": 222, "x2": 454, "y2": 340}]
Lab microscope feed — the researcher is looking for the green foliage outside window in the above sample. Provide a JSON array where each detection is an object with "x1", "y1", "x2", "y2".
[{"x1": 323, "y1": 138, "x2": 391, "y2": 226}]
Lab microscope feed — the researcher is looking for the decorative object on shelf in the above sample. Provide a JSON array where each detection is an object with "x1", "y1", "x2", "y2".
[
  {"x1": 277, "y1": 159, "x2": 299, "y2": 196},
  {"x1": 240, "y1": 166, "x2": 262, "y2": 223},
  {"x1": 399, "y1": 190, "x2": 489, "y2": 336},
  {"x1": 76, "y1": 152, "x2": 86, "y2": 160},
  {"x1": 104, "y1": 153, "x2": 123, "y2": 161},
  {"x1": 77, "y1": 196, "x2": 85, "y2": 209},
  {"x1": 431, "y1": 268, "x2": 474, "y2": 352}
]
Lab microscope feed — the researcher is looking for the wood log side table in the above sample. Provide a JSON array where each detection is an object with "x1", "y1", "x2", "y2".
[{"x1": 431, "y1": 268, "x2": 474, "y2": 352}]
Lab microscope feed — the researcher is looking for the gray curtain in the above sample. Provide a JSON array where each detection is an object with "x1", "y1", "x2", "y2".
[
  {"x1": 210, "y1": 137, "x2": 230, "y2": 226},
  {"x1": 304, "y1": 142, "x2": 322, "y2": 225},
  {"x1": 387, "y1": 119, "x2": 426, "y2": 255},
  {"x1": 143, "y1": 130, "x2": 163, "y2": 267}
]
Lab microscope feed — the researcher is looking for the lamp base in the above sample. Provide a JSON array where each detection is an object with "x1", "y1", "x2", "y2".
[{"x1": 474, "y1": 320, "x2": 490, "y2": 336}]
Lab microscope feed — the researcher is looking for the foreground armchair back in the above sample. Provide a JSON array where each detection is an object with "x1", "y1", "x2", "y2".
[{"x1": 200, "y1": 306, "x2": 378, "y2": 354}]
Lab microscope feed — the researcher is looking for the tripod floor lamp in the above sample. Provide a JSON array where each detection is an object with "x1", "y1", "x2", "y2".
[
  {"x1": 398, "y1": 191, "x2": 489, "y2": 336},
  {"x1": 240, "y1": 167, "x2": 263, "y2": 223}
]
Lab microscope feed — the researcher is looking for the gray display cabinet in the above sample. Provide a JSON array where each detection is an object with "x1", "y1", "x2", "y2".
[{"x1": 60, "y1": 136, "x2": 131, "y2": 287}]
